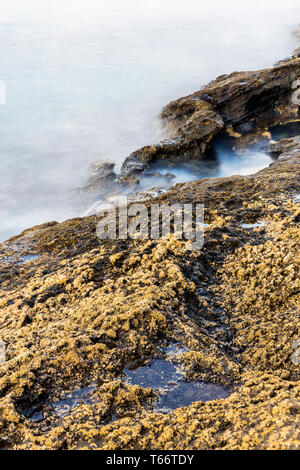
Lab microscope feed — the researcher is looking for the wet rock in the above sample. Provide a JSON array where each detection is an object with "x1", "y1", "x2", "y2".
[
  {"x1": 237, "y1": 121, "x2": 254, "y2": 133},
  {"x1": 144, "y1": 171, "x2": 175, "y2": 181},
  {"x1": 118, "y1": 148, "x2": 153, "y2": 183},
  {"x1": 163, "y1": 62, "x2": 300, "y2": 133},
  {"x1": 87, "y1": 59, "x2": 300, "y2": 192},
  {"x1": 267, "y1": 135, "x2": 300, "y2": 157},
  {"x1": 79, "y1": 160, "x2": 119, "y2": 200},
  {"x1": 119, "y1": 59, "x2": 300, "y2": 183},
  {"x1": 128, "y1": 188, "x2": 165, "y2": 203},
  {"x1": 292, "y1": 47, "x2": 300, "y2": 58},
  {"x1": 119, "y1": 117, "x2": 223, "y2": 184},
  {"x1": 119, "y1": 60, "x2": 300, "y2": 183}
]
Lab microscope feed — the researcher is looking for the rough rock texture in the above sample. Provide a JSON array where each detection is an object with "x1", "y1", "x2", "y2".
[
  {"x1": 269, "y1": 135, "x2": 300, "y2": 158},
  {"x1": 119, "y1": 59, "x2": 300, "y2": 183},
  {"x1": 0, "y1": 141, "x2": 299, "y2": 449},
  {"x1": 1, "y1": 42, "x2": 300, "y2": 448}
]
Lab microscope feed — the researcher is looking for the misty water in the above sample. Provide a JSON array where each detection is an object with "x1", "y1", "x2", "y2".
[
  {"x1": 143, "y1": 137, "x2": 274, "y2": 187},
  {"x1": 0, "y1": 0, "x2": 299, "y2": 241}
]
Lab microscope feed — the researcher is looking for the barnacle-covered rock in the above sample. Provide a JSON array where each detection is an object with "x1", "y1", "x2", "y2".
[
  {"x1": 0, "y1": 53, "x2": 300, "y2": 450},
  {"x1": 0, "y1": 146, "x2": 299, "y2": 449}
]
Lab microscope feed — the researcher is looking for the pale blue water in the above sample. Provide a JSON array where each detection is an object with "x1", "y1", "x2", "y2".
[
  {"x1": 19, "y1": 254, "x2": 39, "y2": 264},
  {"x1": 0, "y1": 0, "x2": 298, "y2": 241}
]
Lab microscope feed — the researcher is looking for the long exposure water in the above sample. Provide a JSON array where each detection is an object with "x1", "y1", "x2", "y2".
[{"x1": 0, "y1": 0, "x2": 299, "y2": 241}]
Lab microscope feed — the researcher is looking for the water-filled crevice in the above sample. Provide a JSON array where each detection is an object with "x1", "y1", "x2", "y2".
[{"x1": 123, "y1": 344, "x2": 232, "y2": 413}]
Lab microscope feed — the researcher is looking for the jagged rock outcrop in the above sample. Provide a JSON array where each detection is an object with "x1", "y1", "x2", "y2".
[
  {"x1": 268, "y1": 135, "x2": 300, "y2": 157},
  {"x1": 79, "y1": 161, "x2": 119, "y2": 201},
  {"x1": 119, "y1": 59, "x2": 300, "y2": 183}
]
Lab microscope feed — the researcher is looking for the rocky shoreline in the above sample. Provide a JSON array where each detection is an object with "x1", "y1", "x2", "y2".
[
  {"x1": 118, "y1": 56, "x2": 300, "y2": 185},
  {"x1": 0, "y1": 51, "x2": 299, "y2": 449}
]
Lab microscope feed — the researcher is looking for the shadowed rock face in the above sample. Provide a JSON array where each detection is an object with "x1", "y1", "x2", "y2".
[{"x1": 119, "y1": 59, "x2": 300, "y2": 184}]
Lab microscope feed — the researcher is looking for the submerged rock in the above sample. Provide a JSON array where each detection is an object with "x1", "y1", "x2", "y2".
[{"x1": 79, "y1": 160, "x2": 119, "y2": 201}]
